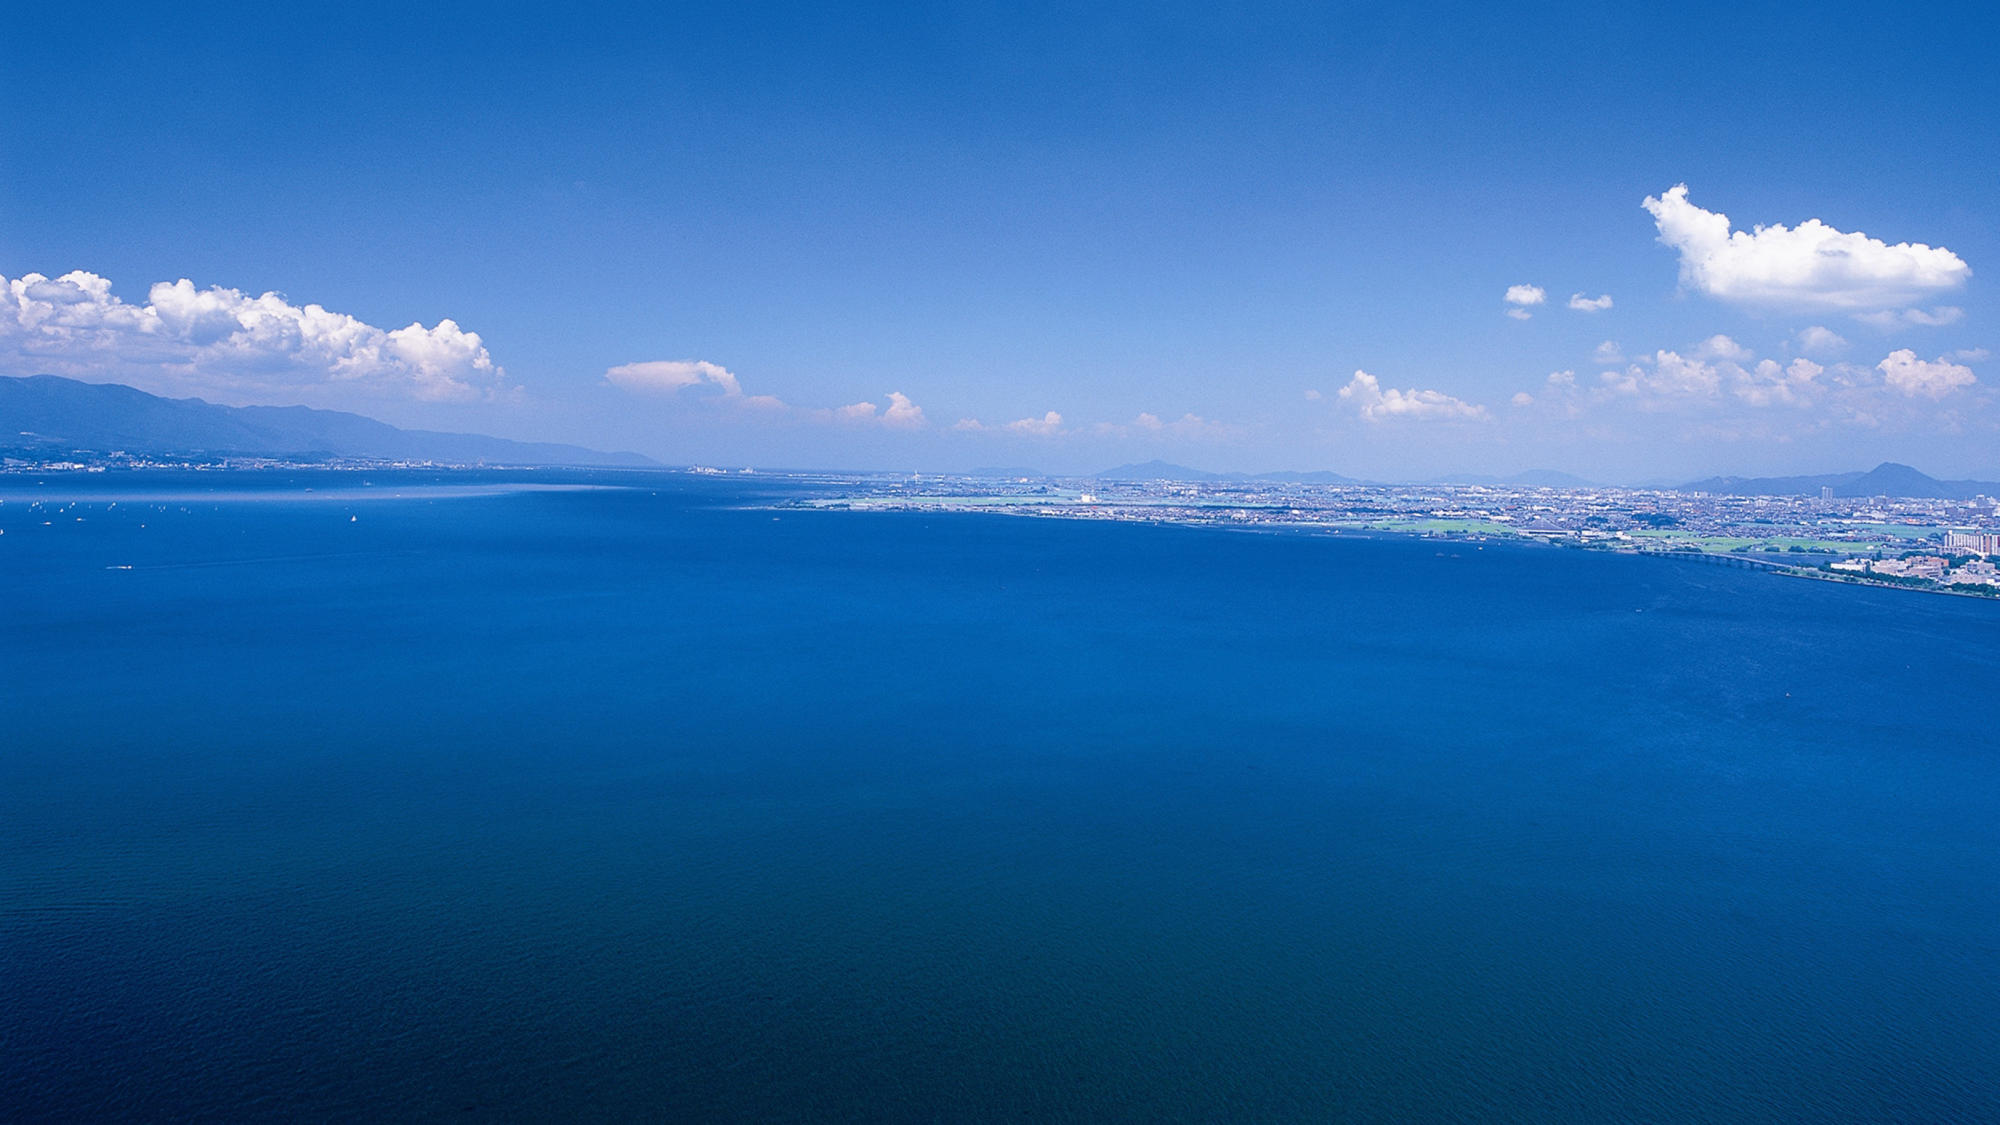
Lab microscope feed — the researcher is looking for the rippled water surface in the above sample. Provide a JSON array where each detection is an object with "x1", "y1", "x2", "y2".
[{"x1": 4, "y1": 473, "x2": 1997, "y2": 1121}]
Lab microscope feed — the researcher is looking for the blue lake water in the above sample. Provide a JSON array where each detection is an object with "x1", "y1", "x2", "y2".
[{"x1": 3, "y1": 472, "x2": 1997, "y2": 1121}]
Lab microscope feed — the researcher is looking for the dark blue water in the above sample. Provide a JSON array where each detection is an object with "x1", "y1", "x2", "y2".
[{"x1": 4, "y1": 474, "x2": 1997, "y2": 1121}]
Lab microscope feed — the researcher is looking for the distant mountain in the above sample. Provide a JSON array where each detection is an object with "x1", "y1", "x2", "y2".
[
  {"x1": 1, "y1": 375, "x2": 655, "y2": 467},
  {"x1": 1679, "y1": 462, "x2": 2000, "y2": 501},
  {"x1": 1248, "y1": 469, "x2": 1361, "y2": 484},
  {"x1": 1091, "y1": 460, "x2": 1228, "y2": 481}
]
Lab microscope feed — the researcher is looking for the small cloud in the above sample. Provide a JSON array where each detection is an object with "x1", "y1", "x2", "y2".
[
  {"x1": 823, "y1": 391, "x2": 927, "y2": 428},
  {"x1": 1504, "y1": 284, "x2": 1545, "y2": 319},
  {"x1": 1878, "y1": 349, "x2": 1976, "y2": 399},
  {"x1": 1855, "y1": 306, "x2": 1965, "y2": 329},
  {"x1": 1568, "y1": 293, "x2": 1613, "y2": 312},
  {"x1": 881, "y1": 390, "x2": 926, "y2": 429},
  {"x1": 1337, "y1": 370, "x2": 1488, "y2": 422},
  {"x1": 1302, "y1": 388, "x2": 1322, "y2": 401},
  {"x1": 1510, "y1": 391, "x2": 1535, "y2": 406},
  {"x1": 1694, "y1": 334, "x2": 1751, "y2": 362},
  {"x1": 606, "y1": 359, "x2": 743, "y2": 397},
  {"x1": 1600, "y1": 351, "x2": 1722, "y2": 404},
  {"x1": 1121, "y1": 411, "x2": 1241, "y2": 441},
  {"x1": 1591, "y1": 341, "x2": 1625, "y2": 365},
  {"x1": 1641, "y1": 184, "x2": 1970, "y2": 312},
  {"x1": 1734, "y1": 357, "x2": 1824, "y2": 407},
  {"x1": 1954, "y1": 347, "x2": 1990, "y2": 362},
  {"x1": 952, "y1": 417, "x2": 986, "y2": 432},
  {"x1": 1005, "y1": 411, "x2": 1065, "y2": 437},
  {"x1": 1795, "y1": 326, "x2": 1849, "y2": 356}
]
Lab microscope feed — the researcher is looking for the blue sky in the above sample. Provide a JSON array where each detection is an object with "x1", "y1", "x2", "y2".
[{"x1": 4, "y1": 1, "x2": 1995, "y2": 479}]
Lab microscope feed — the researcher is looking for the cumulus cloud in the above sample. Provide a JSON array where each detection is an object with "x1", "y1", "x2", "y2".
[
  {"x1": 1, "y1": 269, "x2": 503, "y2": 402},
  {"x1": 1877, "y1": 350, "x2": 1976, "y2": 399},
  {"x1": 1694, "y1": 334, "x2": 1751, "y2": 362},
  {"x1": 1568, "y1": 293, "x2": 1613, "y2": 312},
  {"x1": 605, "y1": 359, "x2": 743, "y2": 397},
  {"x1": 1795, "y1": 326, "x2": 1848, "y2": 356},
  {"x1": 1734, "y1": 358, "x2": 1824, "y2": 408},
  {"x1": 1005, "y1": 411, "x2": 1065, "y2": 437},
  {"x1": 1504, "y1": 284, "x2": 1545, "y2": 320},
  {"x1": 1642, "y1": 184, "x2": 1970, "y2": 312},
  {"x1": 1600, "y1": 351, "x2": 1724, "y2": 402},
  {"x1": 1337, "y1": 370, "x2": 1488, "y2": 422},
  {"x1": 827, "y1": 390, "x2": 928, "y2": 429},
  {"x1": 1592, "y1": 341, "x2": 1625, "y2": 365},
  {"x1": 608, "y1": 360, "x2": 927, "y2": 430},
  {"x1": 880, "y1": 391, "x2": 926, "y2": 429}
]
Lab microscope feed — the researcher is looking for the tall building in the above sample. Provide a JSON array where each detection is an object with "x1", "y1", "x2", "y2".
[{"x1": 1943, "y1": 530, "x2": 2000, "y2": 556}]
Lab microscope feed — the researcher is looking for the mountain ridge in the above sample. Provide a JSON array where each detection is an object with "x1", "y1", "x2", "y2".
[
  {"x1": 1677, "y1": 462, "x2": 2000, "y2": 501},
  {"x1": 1, "y1": 374, "x2": 655, "y2": 467}
]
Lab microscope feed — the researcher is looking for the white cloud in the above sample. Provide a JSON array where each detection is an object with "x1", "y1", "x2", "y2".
[
  {"x1": 608, "y1": 361, "x2": 926, "y2": 430},
  {"x1": 1005, "y1": 411, "x2": 1065, "y2": 436},
  {"x1": 1855, "y1": 306, "x2": 1965, "y2": 329},
  {"x1": 1504, "y1": 284, "x2": 1545, "y2": 319},
  {"x1": 1302, "y1": 388, "x2": 1322, "y2": 401},
  {"x1": 825, "y1": 391, "x2": 930, "y2": 428},
  {"x1": 951, "y1": 417, "x2": 986, "y2": 432},
  {"x1": 1337, "y1": 370, "x2": 1488, "y2": 422},
  {"x1": 1599, "y1": 351, "x2": 1722, "y2": 404},
  {"x1": 1591, "y1": 341, "x2": 1625, "y2": 365},
  {"x1": 1642, "y1": 184, "x2": 1970, "y2": 312},
  {"x1": 1795, "y1": 326, "x2": 1848, "y2": 356},
  {"x1": 1510, "y1": 391, "x2": 1535, "y2": 406},
  {"x1": 1122, "y1": 411, "x2": 1241, "y2": 440},
  {"x1": 1877, "y1": 349, "x2": 1976, "y2": 399},
  {"x1": 605, "y1": 359, "x2": 742, "y2": 396},
  {"x1": 880, "y1": 390, "x2": 926, "y2": 429},
  {"x1": 1568, "y1": 293, "x2": 1613, "y2": 311},
  {"x1": 1955, "y1": 348, "x2": 1990, "y2": 362},
  {"x1": 1734, "y1": 358, "x2": 1823, "y2": 407},
  {"x1": 1, "y1": 269, "x2": 503, "y2": 402},
  {"x1": 1694, "y1": 334, "x2": 1751, "y2": 362}
]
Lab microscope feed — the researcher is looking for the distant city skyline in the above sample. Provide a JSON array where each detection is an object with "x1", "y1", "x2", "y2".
[{"x1": 3, "y1": 2, "x2": 1994, "y2": 479}]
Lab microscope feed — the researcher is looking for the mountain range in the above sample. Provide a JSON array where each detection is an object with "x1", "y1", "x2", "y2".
[
  {"x1": 8, "y1": 376, "x2": 1997, "y2": 499},
  {"x1": 1680, "y1": 462, "x2": 2000, "y2": 501},
  {"x1": 1, "y1": 375, "x2": 653, "y2": 467}
]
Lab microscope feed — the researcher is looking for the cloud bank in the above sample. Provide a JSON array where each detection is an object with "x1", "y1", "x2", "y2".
[
  {"x1": 1, "y1": 270, "x2": 504, "y2": 402},
  {"x1": 1642, "y1": 185, "x2": 1970, "y2": 312}
]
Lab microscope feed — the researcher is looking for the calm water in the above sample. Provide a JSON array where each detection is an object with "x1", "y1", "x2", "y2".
[{"x1": 4, "y1": 473, "x2": 1997, "y2": 1121}]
